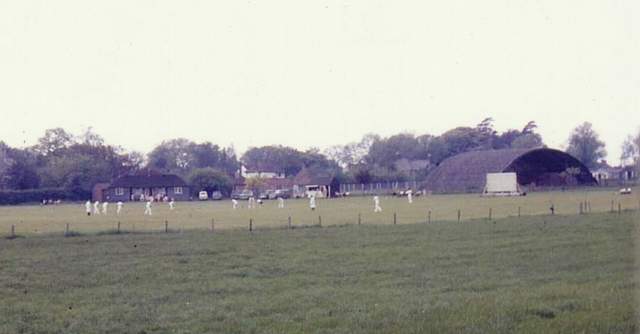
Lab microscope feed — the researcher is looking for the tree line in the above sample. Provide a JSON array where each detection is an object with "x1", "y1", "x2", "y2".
[{"x1": 0, "y1": 120, "x2": 638, "y2": 200}]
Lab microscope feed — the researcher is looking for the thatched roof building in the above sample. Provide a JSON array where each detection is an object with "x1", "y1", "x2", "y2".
[{"x1": 423, "y1": 148, "x2": 597, "y2": 193}]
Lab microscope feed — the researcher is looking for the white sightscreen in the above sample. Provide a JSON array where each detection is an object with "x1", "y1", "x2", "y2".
[{"x1": 485, "y1": 172, "x2": 518, "y2": 193}]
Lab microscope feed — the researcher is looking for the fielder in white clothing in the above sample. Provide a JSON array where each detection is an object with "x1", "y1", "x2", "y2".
[
  {"x1": 169, "y1": 199, "x2": 175, "y2": 210},
  {"x1": 93, "y1": 201, "x2": 101, "y2": 215},
  {"x1": 116, "y1": 201, "x2": 123, "y2": 215},
  {"x1": 102, "y1": 202, "x2": 109, "y2": 215},
  {"x1": 374, "y1": 196, "x2": 382, "y2": 212},
  {"x1": 407, "y1": 190, "x2": 413, "y2": 204},
  {"x1": 278, "y1": 197, "x2": 285, "y2": 209},
  {"x1": 144, "y1": 201, "x2": 152, "y2": 215},
  {"x1": 232, "y1": 199, "x2": 238, "y2": 209},
  {"x1": 309, "y1": 195, "x2": 316, "y2": 211},
  {"x1": 85, "y1": 200, "x2": 92, "y2": 216}
]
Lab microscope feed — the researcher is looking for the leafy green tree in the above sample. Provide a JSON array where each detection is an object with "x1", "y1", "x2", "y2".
[
  {"x1": 244, "y1": 176, "x2": 266, "y2": 196},
  {"x1": 0, "y1": 142, "x2": 11, "y2": 189},
  {"x1": 621, "y1": 128, "x2": 640, "y2": 173},
  {"x1": 187, "y1": 168, "x2": 234, "y2": 196},
  {"x1": 324, "y1": 134, "x2": 379, "y2": 168},
  {"x1": 365, "y1": 133, "x2": 422, "y2": 169},
  {"x1": 5, "y1": 148, "x2": 40, "y2": 190},
  {"x1": 566, "y1": 122, "x2": 606, "y2": 170},
  {"x1": 34, "y1": 128, "x2": 74, "y2": 156},
  {"x1": 440, "y1": 127, "x2": 482, "y2": 157},
  {"x1": 148, "y1": 139, "x2": 238, "y2": 177},
  {"x1": 511, "y1": 133, "x2": 543, "y2": 149},
  {"x1": 241, "y1": 145, "x2": 304, "y2": 176}
]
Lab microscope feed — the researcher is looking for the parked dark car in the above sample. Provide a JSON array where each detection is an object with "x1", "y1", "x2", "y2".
[{"x1": 210, "y1": 191, "x2": 223, "y2": 200}]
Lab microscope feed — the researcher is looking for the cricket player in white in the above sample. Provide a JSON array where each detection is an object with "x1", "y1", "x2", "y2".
[
  {"x1": 309, "y1": 195, "x2": 316, "y2": 211},
  {"x1": 169, "y1": 199, "x2": 175, "y2": 210},
  {"x1": 144, "y1": 200, "x2": 152, "y2": 215},
  {"x1": 407, "y1": 189, "x2": 413, "y2": 204},
  {"x1": 374, "y1": 196, "x2": 382, "y2": 212},
  {"x1": 93, "y1": 201, "x2": 101, "y2": 215},
  {"x1": 116, "y1": 201, "x2": 123, "y2": 215},
  {"x1": 102, "y1": 202, "x2": 108, "y2": 215},
  {"x1": 232, "y1": 199, "x2": 238, "y2": 209},
  {"x1": 85, "y1": 200, "x2": 92, "y2": 216},
  {"x1": 278, "y1": 197, "x2": 285, "y2": 209}
]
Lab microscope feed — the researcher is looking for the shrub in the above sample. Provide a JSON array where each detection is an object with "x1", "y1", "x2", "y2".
[{"x1": 0, "y1": 188, "x2": 89, "y2": 205}]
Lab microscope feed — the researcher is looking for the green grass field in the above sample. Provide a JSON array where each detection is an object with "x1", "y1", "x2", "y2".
[
  {"x1": 0, "y1": 211, "x2": 638, "y2": 333},
  {"x1": 1, "y1": 189, "x2": 639, "y2": 333},
  {"x1": 0, "y1": 187, "x2": 639, "y2": 236}
]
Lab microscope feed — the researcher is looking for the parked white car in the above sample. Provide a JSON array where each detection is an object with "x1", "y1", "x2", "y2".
[{"x1": 198, "y1": 191, "x2": 209, "y2": 200}]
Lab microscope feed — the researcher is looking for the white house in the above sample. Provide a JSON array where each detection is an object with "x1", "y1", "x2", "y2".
[{"x1": 240, "y1": 165, "x2": 285, "y2": 179}]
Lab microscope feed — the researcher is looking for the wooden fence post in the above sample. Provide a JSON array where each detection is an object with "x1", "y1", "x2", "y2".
[
  {"x1": 488, "y1": 208, "x2": 492, "y2": 220},
  {"x1": 618, "y1": 203, "x2": 622, "y2": 215},
  {"x1": 65, "y1": 223, "x2": 69, "y2": 236},
  {"x1": 457, "y1": 210, "x2": 461, "y2": 223},
  {"x1": 428, "y1": 210, "x2": 431, "y2": 224},
  {"x1": 165, "y1": 220, "x2": 168, "y2": 233},
  {"x1": 393, "y1": 212, "x2": 397, "y2": 225},
  {"x1": 249, "y1": 218, "x2": 253, "y2": 232},
  {"x1": 318, "y1": 215, "x2": 322, "y2": 227},
  {"x1": 518, "y1": 206, "x2": 521, "y2": 217},
  {"x1": 10, "y1": 224, "x2": 15, "y2": 238},
  {"x1": 117, "y1": 221, "x2": 121, "y2": 233}
]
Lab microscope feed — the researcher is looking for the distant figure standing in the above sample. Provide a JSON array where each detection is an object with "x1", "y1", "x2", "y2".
[
  {"x1": 309, "y1": 195, "x2": 316, "y2": 211},
  {"x1": 374, "y1": 196, "x2": 382, "y2": 212},
  {"x1": 144, "y1": 200, "x2": 152, "y2": 216},
  {"x1": 232, "y1": 199, "x2": 238, "y2": 209},
  {"x1": 169, "y1": 199, "x2": 175, "y2": 210},
  {"x1": 248, "y1": 196, "x2": 256, "y2": 209},
  {"x1": 116, "y1": 201, "x2": 123, "y2": 215},
  {"x1": 278, "y1": 197, "x2": 285, "y2": 209},
  {"x1": 102, "y1": 202, "x2": 109, "y2": 215},
  {"x1": 93, "y1": 201, "x2": 101, "y2": 215},
  {"x1": 85, "y1": 200, "x2": 92, "y2": 216},
  {"x1": 406, "y1": 189, "x2": 413, "y2": 204}
]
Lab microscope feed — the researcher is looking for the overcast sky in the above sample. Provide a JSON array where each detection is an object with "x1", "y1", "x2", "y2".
[{"x1": 0, "y1": 1, "x2": 638, "y2": 163}]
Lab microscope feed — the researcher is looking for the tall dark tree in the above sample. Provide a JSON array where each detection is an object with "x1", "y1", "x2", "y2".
[
  {"x1": 510, "y1": 133, "x2": 543, "y2": 149},
  {"x1": 147, "y1": 139, "x2": 238, "y2": 177},
  {"x1": 187, "y1": 168, "x2": 234, "y2": 196},
  {"x1": 365, "y1": 133, "x2": 422, "y2": 169},
  {"x1": 34, "y1": 128, "x2": 74, "y2": 156},
  {"x1": 241, "y1": 145, "x2": 305, "y2": 176},
  {"x1": 5, "y1": 148, "x2": 40, "y2": 189},
  {"x1": 566, "y1": 122, "x2": 606, "y2": 169},
  {"x1": 621, "y1": 128, "x2": 640, "y2": 173}
]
